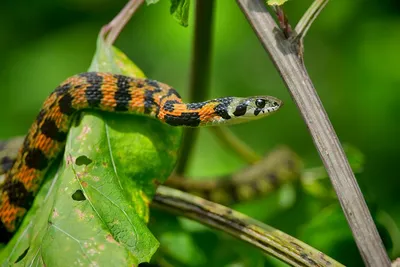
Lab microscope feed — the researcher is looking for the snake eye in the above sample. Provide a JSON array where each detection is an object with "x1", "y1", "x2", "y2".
[{"x1": 255, "y1": 99, "x2": 266, "y2": 108}]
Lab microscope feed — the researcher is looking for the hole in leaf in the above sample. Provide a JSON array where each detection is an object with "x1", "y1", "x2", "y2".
[
  {"x1": 72, "y1": 189, "x2": 86, "y2": 201},
  {"x1": 15, "y1": 246, "x2": 29, "y2": 263},
  {"x1": 138, "y1": 263, "x2": 160, "y2": 267},
  {"x1": 75, "y1": 155, "x2": 93, "y2": 166}
]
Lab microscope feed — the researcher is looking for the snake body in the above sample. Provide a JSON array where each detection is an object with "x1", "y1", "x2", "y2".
[{"x1": 0, "y1": 72, "x2": 282, "y2": 241}]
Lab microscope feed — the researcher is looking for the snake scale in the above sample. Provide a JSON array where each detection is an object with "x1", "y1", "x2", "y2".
[{"x1": 0, "y1": 72, "x2": 282, "y2": 242}]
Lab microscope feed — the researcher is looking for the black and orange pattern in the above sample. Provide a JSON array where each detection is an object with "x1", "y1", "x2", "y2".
[{"x1": 0, "y1": 72, "x2": 282, "y2": 242}]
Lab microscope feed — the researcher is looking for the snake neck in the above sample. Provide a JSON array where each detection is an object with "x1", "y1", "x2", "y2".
[{"x1": 157, "y1": 97, "x2": 234, "y2": 127}]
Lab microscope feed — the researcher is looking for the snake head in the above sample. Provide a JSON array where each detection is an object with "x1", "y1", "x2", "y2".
[{"x1": 227, "y1": 96, "x2": 283, "y2": 123}]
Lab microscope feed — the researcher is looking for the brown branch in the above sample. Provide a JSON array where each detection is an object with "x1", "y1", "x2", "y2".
[
  {"x1": 152, "y1": 185, "x2": 345, "y2": 267},
  {"x1": 236, "y1": 0, "x2": 390, "y2": 266}
]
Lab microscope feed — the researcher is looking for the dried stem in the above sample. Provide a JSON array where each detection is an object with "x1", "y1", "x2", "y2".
[
  {"x1": 175, "y1": 0, "x2": 215, "y2": 175},
  {"x1": 236, "y1": 0, "x2": 390, "y2": 265},
  {"x1": 152, "y1": 186, "x2": 344, "y2": 267}
]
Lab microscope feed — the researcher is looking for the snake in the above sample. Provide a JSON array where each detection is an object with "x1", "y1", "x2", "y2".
[{"x1": 0, "y1": 72, "x2": 282, "y2": 242}]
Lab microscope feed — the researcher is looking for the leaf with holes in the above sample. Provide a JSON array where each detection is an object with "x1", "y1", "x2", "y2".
[{"x1": 0, "y1": 34, "x2": 182, "y2": 265}]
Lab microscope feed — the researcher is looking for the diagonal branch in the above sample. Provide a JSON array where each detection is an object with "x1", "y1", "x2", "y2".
[
  {"x1": 152, "y1": 185, "x2": 345, "y2": 267},
  {"x1": 236, "y1": 0, "x2": 390, "y2": 266}
]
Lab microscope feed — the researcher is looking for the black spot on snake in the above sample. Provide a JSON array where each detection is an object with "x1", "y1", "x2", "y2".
[
  {"x1": 75, "y1": 155, "x2": 93, "y2": 166},
  {"x1": 286, "y1": 159, "x2": 295, "y2": 171},
  {"x1": 164, "y1": 112, "x2": 201, "y2": 127},
  {"x1": 167, "y1": 88, "x2": 181, "y2": 99},
  {"x1": 254, "y1": 108, "x2": 261, "y2": 116},
  {"x1": 233, "y1": 104, "x2": 247, "y2": 117},
  {"x1": 0, "y1": 141, "x2": 6, "y2": 151},
  {"x1": 163, "y1": 100, "x2": 180, "y2": 112},
  {"x1": 40, "y1": 118, "x2": 67, "y2": 142},
  {"x1": 214, "y1": 104, "x2": 231, "y2": 120},
  {"x1": 72, "y1": 189, "x2": 86, "y2": 201},
  {"x1": 81, "y1": 73, "x2": 103, "y2": 108},
  {"x1": 114, "y1": 75, "x2": 132, "y2": 112},
  {"x1": 1, "y1": 157, "x2": 15, "y2": 172},
  {"x1": 25, "y1": 148, "x2": 49, "y2": 170},
  {"x1": 266, "y1": 172, "x2": 278, "y2": 186},
  {"x1": 54, "y1": 83, "x2": 72, "y2": 96},
  {"x1": 249, "y1": 180, "x2": 261, "y2": 195},
  {"x1": 58, "y1": 93, "x2": 76, "y2": 115},
  {"x1": 15, "y1": 246, "x2": 29, "y2": 263},
  {"x1": 3, "y1": 180, "x2": 33, "y2": 209},
  {"x1": 225, "y1": 181, "x2": 240, "y2": 203},
  {"x1": 187, "y1": 101, "x2": 208, "y2": 110},
  {"x1": 35, "y1": 109, "x2": 47, "y2": 125},
  {"x1": 145, "y1": 79, "x2": 160, "y2": 88},
  {"x1": 144, "y1": 88, "x2": 162, "y2": 114},
  {"x1": 218, "y1": 97, "x2": 234, "y2": 106},
  {"x1": 159, "y1": 88, "x2": 181, "y2": 106}
]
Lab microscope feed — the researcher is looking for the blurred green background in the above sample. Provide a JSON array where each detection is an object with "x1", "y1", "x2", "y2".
[{"x1": 0, "y1": 0, "x2": 399, "y2": 266}]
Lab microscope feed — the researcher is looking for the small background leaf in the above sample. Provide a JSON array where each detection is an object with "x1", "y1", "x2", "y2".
[{"x1": 170, "y1": 0, "x2": 191, "y2": 27}]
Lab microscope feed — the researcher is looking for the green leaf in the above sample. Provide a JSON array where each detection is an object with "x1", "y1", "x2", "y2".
[
  {"x1": 267, "y1": 0, "x2": 289, "y2": 5},
  {"x1": 170, "y1": 0, "x2": 191, "y2": 27},
  {"x1": 1, "y1": 33, "x2": 182, "y2": 265},
  {"x1": 89, "y1": 36, "x2": 146, "y2": 77}
]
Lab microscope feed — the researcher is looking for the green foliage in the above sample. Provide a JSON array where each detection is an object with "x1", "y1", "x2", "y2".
[
  {"x1": 146, "y1": 0, "x2": 191, "y2": 27},
  {"x1": 0, "y1": 0, "x2": 399, "y2": 266}
]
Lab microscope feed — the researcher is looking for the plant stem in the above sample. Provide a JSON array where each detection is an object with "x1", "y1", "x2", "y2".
[
  {"x1": 102, "y1": 0, "x2": 145, "y2": 46},
  {"x1": 152, "y1": 186, "x2": 345, "y2": 267},
  {"x1": 209, "y1": 127, "x2": 261, "y2": 164},
  {"x1": 175, "y1": 0, "x2": 215, "y2": 176},
  {"x1": 294, "y1": 0, "x2": 329, "y2": 43},
  {"x1": 236, "y1": 0, "x2": 390, "y2": 266}
]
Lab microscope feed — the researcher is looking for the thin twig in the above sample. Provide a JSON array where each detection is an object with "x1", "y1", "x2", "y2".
[
  {"x1": 208, "y1": 127, "x2": 261, "y2": 164},
  {"x1": 102, "y1": 0, "x2": 145, "y2": 46},
  {"x1": 294, "y1": 0, "x2": 329, "y2": 43},
  {"x1": 273, "y1": 5, "x2": 293, "y2": 38},
  {"x1": 236, "y1": 0, "x2": 390, "y2": 266},
  {"x1": 152, "y1": 186, "x2": 344, "y2": 267},
  {"x1": 175, "y1": 0, "x2": 215, "y2": 175}
]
